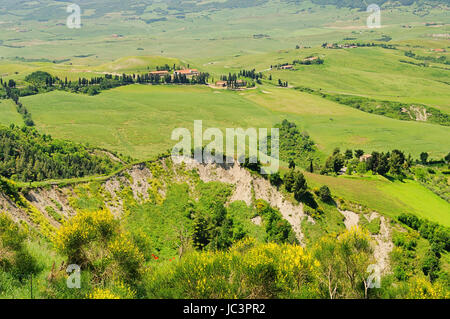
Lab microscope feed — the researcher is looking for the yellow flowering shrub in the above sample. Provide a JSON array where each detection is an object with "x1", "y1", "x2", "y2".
[
  {"x1": 88, "y1": 282, "x2": 136, "y2": 299},
  {"x1": 406, "y1": 275, "x2": 450, "y2": 299},
  {"x1": 146, "y1": 237, "x2": 320, "y2": 299},
  {"x1": 108, "y1": 232, "x2": 145, "y2": 282},
  {"x1": 54, "y1": 209, "x2": 145, "y2": 288},
  {"x1": 54, "y1": 209, "x2": 118, "y2": 263},
  {"x1": 89, "y1": 288, "x2": 120, "y2": 299}
]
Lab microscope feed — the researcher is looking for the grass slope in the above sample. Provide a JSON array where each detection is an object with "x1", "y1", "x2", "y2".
[
  {"x1": 23, "y1": 85, "x2": 279, "y2": 159},
  {"x1": 305, "y1": 172, "x2": 450, "y2": 227},
  {"x1": 0, "y1": 99, "x2": 23, "y2": 126}
]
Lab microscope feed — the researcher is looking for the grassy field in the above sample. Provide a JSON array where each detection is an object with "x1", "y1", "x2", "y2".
[
  {"x1": 305, "y1": 172, "x2": 450, "y2": 227},
  {"x1": 203, "y1": 42, "x2": 450, "y2": 112},
  {"x1": 0, "y1": 99, "x2": 23, "y2": 126},
  {"x1": 22, "y1": 83, "x2": 450, "y2": 160},
  {"x1": 22, "y1": 85, "x2": 279, "y2": 159},
  {"x1": 0, "y1": 1, "x2": 448, "y2": 63},
  {"x1": 242, "y1": 86, "x2": 450, "y2": 158},
  {"x1": 0, "y1": 56, "x2": 186, "y2": 82}
]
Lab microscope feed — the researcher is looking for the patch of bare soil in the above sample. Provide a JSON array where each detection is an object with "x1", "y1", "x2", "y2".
[
  {"x1": 103, "y1": 177, "x2": 124, "y2": 216},
  {"x1": 127, "y1": 164, "x2": 153, "y2": 202},
  {"x1": 370, "y1": 212, "x2": 394, "y2": 274},
  {"x1": 0, "y1": 193, "x2": 31, "y2": 224},
  {"x1": 25, "y1": 187, "x2": 76, "y2": 226},
  {"x1": 339, "y1": 209, "x2": 393, "y2": 274},
  {"x1": 339, "y1": 209, "x2": 359, "y2": 229},
  {"x1": 181, "y1": 157, "x2": 306, "y2": 244}
]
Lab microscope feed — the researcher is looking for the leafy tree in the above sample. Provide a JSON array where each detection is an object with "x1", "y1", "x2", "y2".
[
  {"x1": 377, "y1": 153, "x2": 390, "y2": 176},
  {"x1": 444, "y1": 152, "x2": 450, "y2": 164},
  {"x1": 284, "y1": 170, "x2": 295, "y2": 192},
  {"x1": 420, "y1": 152, "x2": 429, "y2": 164},
  {"x1": 356, "y1": 161, "x2": 367, "y2": 174},
  {"x1": 269, "y1": 172, "x2": 282, "y2": 187},
  {"x1": 323, "y1": 149, "x2": 345, "y2": 174},
  {"x1": 291, "y1": 171, "x2": 308, "y2": 201},
  {"x1": 389, "y1": 150, "x2": 405, "y2": 176},
  {"x1": 318, "y1": 185, "x2": 332, "y2": 202},
  {"x1": 314, "y1": 228, "x2": 374, "y2": 299},
  {"x1": 355, "y1": 149, "x2": 364, "y2": 159},
  {"x1": 345, "y1": 149, "x2": 353, "y2": 160},
  {"x1": 289, "y1": 160, "x2": 296, "y2": 170}
]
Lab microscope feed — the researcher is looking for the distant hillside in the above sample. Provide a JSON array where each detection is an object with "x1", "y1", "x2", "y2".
[{"x1": 0, "y1": 0, "x2": 447, "y2": 21}]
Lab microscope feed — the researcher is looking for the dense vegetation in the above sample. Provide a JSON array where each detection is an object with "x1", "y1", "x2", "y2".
[
  {"x1": 272, "y1": 119, "x2": 322, "y2": 170},
  {"x1": 0, "y1": 124, "x2": 123, "y2": 182}
]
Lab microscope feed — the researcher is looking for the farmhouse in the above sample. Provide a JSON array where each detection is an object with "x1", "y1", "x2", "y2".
[
  {"x1": 149, "y1": 70, "x2": 169, "y2": 76},
  {"x1": 236, "y1": 79, "x2": 247, "y2": 87},
  {"x1": 215, "y1": 81, "x2": 227, "y2": 87},
  {"x1": 431, "y1": 48, "x2": 446, "y2": 52},
  {"x1": 174, "y1": 69, "x2": 199, "y2": 76},
  {"x1": 303, "y1": 56, "x2": 319, "y2": 62},
  {"x1": 359, "y1": 154, "x2": 372, "y2": 162},
  {"x1": 280, "y1": 65, "x2": 293, "y2": 70}
]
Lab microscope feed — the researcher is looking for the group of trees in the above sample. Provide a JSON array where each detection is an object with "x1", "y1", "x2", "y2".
[
  {"x1": 398, "y1": 214, "x2": 449, "y2": 253},
  {"x1": 322, "y1": 148, "x2": 414, "y2": 178},
  {"x1": 293, "y1": 57, "x2": 324, "y2": 65},
  {"x1": 397, "y1": 213, "x2": 449, "y2": 282},
  {"x1": 322, "y1": 42, "x2": 397, "y2": 50},
  {"x1": 278, "y1": 79, "x2": 289, "y2": 87},
  {"x1": 405, "y1": 50, "x2": 449, "y2": 65},
  {"x1": 271, "y1": 120, "x2": 320, "y2": 171},
  {"x1": 1, "y1": 68, "x2": 211, "y2": 101},
  {"x1": 218, "y1": 71, "x2": 256, "y2": 89},
  {"x1": 284, "y1": 169, "x2": 308, "y2": 201},
  {"x1": 192, "y1": 202, "x2": 245, "y2": 251},
  {"x1": 1, "y1": 81, "x2": 34, "y2": 126},
  {"x1": 255, "y1": 199, "x2": 298, "y2": 244},
  {"x1": 0, "y1": 124, "x2": 122, "y2": 182}
]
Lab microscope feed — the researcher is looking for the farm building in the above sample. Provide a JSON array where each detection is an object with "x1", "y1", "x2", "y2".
[
  {"x1": 149, "y1": 70, "x2": 170, "y2": 76},
  {"x1": 215, "y1": 81, "x2": 227, "y2": 87},
  {"x1": 303, "y1": 56, "x2": 319, "y2": 62},
  {"x1": 359, "y1": 154, "x2": 373, "y2": 162},
  {"x1": 174, "y1": 69, "x2": 199, "y2": 76}
]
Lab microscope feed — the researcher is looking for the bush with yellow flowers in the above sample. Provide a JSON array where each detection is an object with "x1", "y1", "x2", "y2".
[
  {"x1": 54, "y1": 209, "x2": 145, "y2": 290},
  {"x1": 54, "y1": 209, "x2": 118, "y2": 265},
  {"x1": 88, "y1": 281, "x2": 136, "y2": 299},
  {"x1": 108, "y1": 233, "x2": 145, "y2": 283},
  {"x1": 405, "y1": 275, "x2": 449, "y2": 299},
  {"x1": 144, "y1": 237, "x2": 320, "y2": 299}
]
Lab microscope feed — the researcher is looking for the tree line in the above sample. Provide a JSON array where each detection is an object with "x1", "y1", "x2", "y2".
[
  {"x1": 0, "y1": 124, "x2": 123, "y2": 182},
  {"x1": 0, "y1": 80, "x2": 34, "y2": 127}
]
